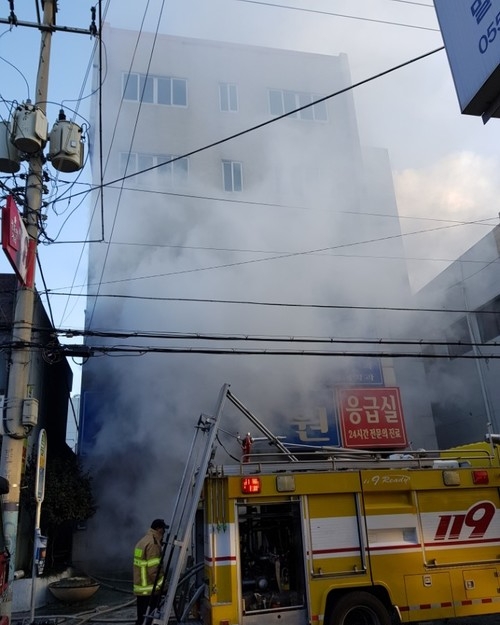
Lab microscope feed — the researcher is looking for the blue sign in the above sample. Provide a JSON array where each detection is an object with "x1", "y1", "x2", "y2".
[
  {"x1": 277, "y1": 360, "x2": 384, "y2": 449},
  {"x1": 282, "y1": 390, "x2": 340, "y2": 448},
  {"x1": 335, "y1": 358, "x2": 384, "y2": 386}
]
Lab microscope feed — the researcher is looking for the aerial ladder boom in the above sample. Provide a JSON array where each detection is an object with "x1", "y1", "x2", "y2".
[
  {"x1": 150, "y1": 384, "x2": 303, "y2": 624},
  {"x1": 150, "y1": 383, "x2": 230, "y2": 625}
]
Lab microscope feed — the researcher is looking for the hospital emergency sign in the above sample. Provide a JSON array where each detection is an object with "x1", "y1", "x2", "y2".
[{"x1": 337, "y1": 387, "x2": 407, "y2": 449}]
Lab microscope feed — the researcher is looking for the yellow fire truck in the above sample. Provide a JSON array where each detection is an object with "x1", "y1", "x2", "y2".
[
  {"x1": 202, "y1": 443, "x2": 500, "y2": 625},
  {"x1": 152, "y1": 385, "x2": 500, "y2": 625}
]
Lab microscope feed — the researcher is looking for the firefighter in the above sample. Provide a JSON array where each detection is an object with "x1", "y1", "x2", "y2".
[{"x1": 133, "y1": 518, "x2": 168, "y2": 625}]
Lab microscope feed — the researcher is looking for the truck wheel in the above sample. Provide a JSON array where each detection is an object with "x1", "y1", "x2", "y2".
[{"x1": 328, "y1": 591, "x2": 392, "y2": 625}]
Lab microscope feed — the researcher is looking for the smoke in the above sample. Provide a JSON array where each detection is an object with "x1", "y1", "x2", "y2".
[
  {"x1": 394, "y1": 151, "x2": 500, "y2": 291},
  {"x1": 72, "y1": 6, "x2": 495, "y2": 574},
  {"x1": 78, "y1": 141, "x2": 421, "y2": 573}
]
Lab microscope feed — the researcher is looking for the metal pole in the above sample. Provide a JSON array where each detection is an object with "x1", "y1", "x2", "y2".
[
  {"x1": 460, "y1": 262, "x2": 497, "y2": 432},
  {"x1": 29, "y1": 428, "x2": 47, "y2": 623},
  {"x1": 0, "y1": 2, "x2": 54, "y2": 620}
]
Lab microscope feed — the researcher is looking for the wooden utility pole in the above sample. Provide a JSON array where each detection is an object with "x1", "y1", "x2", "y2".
[
  {"x1": 0, "y1": 3, "x2": 95, "y2": 618},
  {"x1": 0, "y1": 2, "x2": 55, "y2": 620}
]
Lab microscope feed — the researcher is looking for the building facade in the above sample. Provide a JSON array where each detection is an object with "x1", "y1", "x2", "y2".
[
  {"x1": 417, "y1": 225, "x2": 500, "y2": 447},
  {"x1": 0, "y1": 273, "x2": 73, "y2": 573}
]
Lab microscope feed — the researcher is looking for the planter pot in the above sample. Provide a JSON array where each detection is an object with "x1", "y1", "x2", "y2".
[{"x1": 48, "y1": 576, "x2": 100, "y2": 602}]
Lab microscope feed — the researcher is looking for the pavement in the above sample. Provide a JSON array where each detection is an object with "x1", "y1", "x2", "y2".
[
  {"x1": 11, "y1": 579, "x2": 500, "y2": 625},
  {"x1": 12, "y1": 577, "x2": 137, "y2": 625}
]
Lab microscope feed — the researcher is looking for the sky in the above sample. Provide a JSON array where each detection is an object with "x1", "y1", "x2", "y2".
[{"x1": 1, "y1": 0, "x2": 500, "y2": 401}]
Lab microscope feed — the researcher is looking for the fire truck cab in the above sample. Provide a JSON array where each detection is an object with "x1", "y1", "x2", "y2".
[{"x1": 200, "y1": 442, "x2": 500, "y2": 625}]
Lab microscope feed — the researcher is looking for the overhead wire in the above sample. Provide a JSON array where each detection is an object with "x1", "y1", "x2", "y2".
[
  {"x1": 41, "y1": 292, "x2": 500, "y2": 318},
  {"x1": 41, "y1": 344, "x2": 500, "y2": 361},
  {"x1": 58, "y1": 45, "x2": 445, "y2": 203},
  {"x1": 232, "y1": 0, "x2": 440, "y2": 31},
  {"x1": 36, "y1": 253, "x2": 56, "y2": 328},
  {"x1": 0, "y1": 54, "x2": 30, "y2": 99},
  {"x1": 7, "y1": 325, "x2": 500, "y2": 358},
  {"x1": 35, "y1": 18, "x2": 103, "y2": 327},
  {"x1": 0, "y1": 2, "x2": 107, "y2": 330},
  {"x1": 387, "y1": 0, "x2": 433, "y2": 6},
  {"x1": 51, "y1": 216, "x2": 494, "y2": 290},
  {"x1": 27, "y1": 37, "x2": 452, "y2": 335},
  {"x1": 3, "y1": 3, "x2": 479, "y2": 361},
  {"x1": 85, "y1": 0, "x2": 166, "y2": 329},
  {"x1": 100, "y1": 238, "x2": 499, "y2": 269},
  {"x1": 101, "y1": 183, "x2": 498, "y2": 228},
  {"x1": 30, "y1": 176, "x2": 500, "y2": 246}
]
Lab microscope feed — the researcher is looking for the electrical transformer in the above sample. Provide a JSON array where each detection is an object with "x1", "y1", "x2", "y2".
[
  {"x1": 48, "y1": 117, "x2": 84, "y2": 173},
  {"x1": 0, "y1": 120, "x2": 21, "y2": 173},
  {"x1": 12, "y1": 101, "x2": 48, "y2": 153}
]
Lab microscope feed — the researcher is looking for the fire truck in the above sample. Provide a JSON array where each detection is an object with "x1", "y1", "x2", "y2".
[{"x1": 152, "y1": 385, "x2": 500, "y2": 625}]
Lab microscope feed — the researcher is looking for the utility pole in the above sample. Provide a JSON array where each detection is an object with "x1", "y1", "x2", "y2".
[
  {"x1": 0, "y1": 1, "x2": 94, "y2": 619},
  {"x1": 0, "y1": 2, "x2": 55, "y2": 619}
]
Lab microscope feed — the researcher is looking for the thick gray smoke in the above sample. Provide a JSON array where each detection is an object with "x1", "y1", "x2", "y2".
[{"x1": 71, "y1": 3, "x2": 497, "y2": 574}]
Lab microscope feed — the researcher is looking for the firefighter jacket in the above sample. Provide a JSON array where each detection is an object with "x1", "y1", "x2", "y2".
[{"x1": 133, "y1": 528, "x2": 165, "y2": 596}]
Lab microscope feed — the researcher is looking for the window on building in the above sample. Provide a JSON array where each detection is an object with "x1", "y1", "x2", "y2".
[
  {"x1": 219, "y1": 83, "x2": 238, "y2": 112},
  {"x1": 161, "y1": 154, "x2": 189, "y2": 183},
  {"x1": 222, "y1": 160, "x2": 243, "y2": 192},
  {"x1": 123, "y1": 73, "x2": 187, "y2": 106},
  {"x1": 120, "y1": 152, "x2": 189, "y2": 185},
  {"x1": 446, "y1": 317, "x2": 472, "y2": 358},
  {"x1": 123, "y1": 73, "x2": 139, "y2": 101},
  {"x1": 269, "y1": 89, "x2": 327, "y2": 121},
  {"x1": 476, "y1": 296, "x2": 500, "y2": 343}
]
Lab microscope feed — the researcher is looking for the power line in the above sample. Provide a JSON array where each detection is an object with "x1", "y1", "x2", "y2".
[
  {"x1": 65, "y1": 215, "x2": 492, "y2": 289},
  {"x1": 102, "y1": 183, "x2": 498, "y2": 227},
  {"x1": 388, "y1": 0, "x2": 434, "y2": 6},
  {"x1": 86, "y1": 0, "x2": 167, "y2": 329},
  {"x1": 232, "y1": 0, "x2": 440, "y2": 31},
  {"x1": 45, "y1": 292, "x2": 500, "y2": 317},
  {"x1": 44, "y1": 179, "x2": 498, "y2": 245},
  {"x1": 5, "y1": 333, "x2": 498, "y2": 359},
  {"x1": 38, "y1": 210, "x2": 497, "y2": 295},
  {"x1": 50, "y1": 344, "x2": 500, "y2": 360},
  {"x1": 46, "y1": 235, "x2": 500, "y2": 268},
  {"x1": 51, "y1": 328, "x2": 500, "y2": 350}
]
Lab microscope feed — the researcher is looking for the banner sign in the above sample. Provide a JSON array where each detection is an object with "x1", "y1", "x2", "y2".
[
  {"x1": 1, "y1": 195, "x2": 34, "y2": 286},
  {"x1": 434, "y1": 0, "x2": 500, "y2": 118},
  {"x1": 337, "y1": 387, "x2": 407, "y2": 449}
]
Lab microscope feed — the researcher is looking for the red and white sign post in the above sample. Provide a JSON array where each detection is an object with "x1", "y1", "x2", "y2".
[{"x1": 1, "y1": 195, "x2": 35, "y2": 287}]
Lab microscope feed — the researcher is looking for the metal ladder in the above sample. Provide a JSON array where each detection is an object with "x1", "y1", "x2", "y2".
[{"x1": 150, "y1": 383, "x2": 230, "y2": 625}]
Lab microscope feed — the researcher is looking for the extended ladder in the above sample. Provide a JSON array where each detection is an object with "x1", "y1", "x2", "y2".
[
  {"x1": 150, "y1": 383, "x2": 230, "y2": 625},
  {"x1": 149, "y1": 383, "x2": 298, "y2": 624}
]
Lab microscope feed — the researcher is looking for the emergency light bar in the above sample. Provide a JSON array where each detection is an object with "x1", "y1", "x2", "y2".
[{"x1": 472, "y1": 470, "x2": 489, "y2": 485}]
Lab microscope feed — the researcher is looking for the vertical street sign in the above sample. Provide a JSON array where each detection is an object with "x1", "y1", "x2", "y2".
[
  {"x1": 35, "y1": 429, "x2": 47, "y2": 505},
  {"x1": 30, "y1": 429, "x2": 47, "y2": 623}
]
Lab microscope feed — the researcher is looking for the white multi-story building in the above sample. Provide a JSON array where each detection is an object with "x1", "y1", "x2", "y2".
[{"x1": 78, "y1": 24, "x2": 436, "y2": 570}]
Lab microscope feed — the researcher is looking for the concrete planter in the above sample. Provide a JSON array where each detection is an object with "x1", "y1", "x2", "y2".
[
  {"x1": 13, "y1": 568, "x2": 75, "y2": 612},
  {"x1": 48, "y1": 576, "x2": 100, "y2": 602}
]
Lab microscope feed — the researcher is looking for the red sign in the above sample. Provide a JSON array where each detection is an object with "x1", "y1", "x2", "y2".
[
  {"x1": 337, "y1": 387, "x2": 407, "y2": 449},
  {"x1": 1, "y1": 195, "x2": 34, "y2": 286}
]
